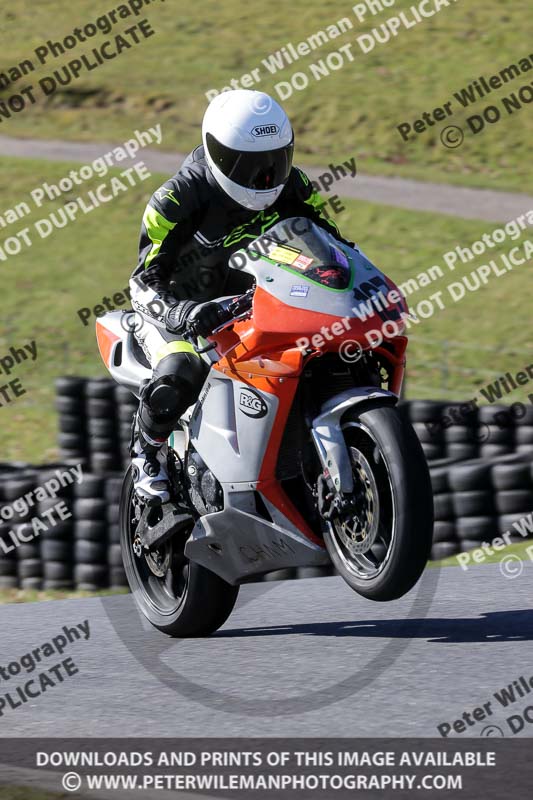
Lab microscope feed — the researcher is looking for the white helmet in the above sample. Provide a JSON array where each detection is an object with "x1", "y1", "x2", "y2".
[{"x1": 202, "y1": 90, "x2": 294, "y2": 211}]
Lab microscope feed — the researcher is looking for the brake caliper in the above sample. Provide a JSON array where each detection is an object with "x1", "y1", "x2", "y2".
[{"x1": 317, "y1": 473, "x2": 358, "y2": 521}]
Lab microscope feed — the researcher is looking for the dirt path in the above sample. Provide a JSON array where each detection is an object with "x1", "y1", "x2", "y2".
[{"x1": 1, "y1": 134, "x2": 530, "y2": 223}]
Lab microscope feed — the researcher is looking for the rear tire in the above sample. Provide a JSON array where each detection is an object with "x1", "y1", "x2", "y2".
[
  {"x1": 323, "y1": 405, "x2": 433, "y2": 601},
  {"x1": 119, "y1": 467, "x2": 239, "y2": 637}
]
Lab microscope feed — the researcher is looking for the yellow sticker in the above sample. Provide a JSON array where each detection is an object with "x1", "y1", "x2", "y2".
[{"x1": 270, "y1": 245, "x2": 300, "y2": 265}]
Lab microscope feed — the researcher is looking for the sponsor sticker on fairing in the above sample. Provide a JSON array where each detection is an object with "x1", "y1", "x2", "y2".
[
  {"x1": 330, "y1": 245, "x2": 349, "y2": 268},
  {"x1": 268, "y1": 244, "x2": 301, "y2": 264},
  {"x1": 293, "y1": 254, "x2": 314, "y2": 270},
  {"x1": 290, "y1": 285, "x2": 309, "y2": 297}
]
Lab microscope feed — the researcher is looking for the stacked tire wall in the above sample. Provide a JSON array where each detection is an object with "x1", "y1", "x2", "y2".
[
  {"x1": 57, "y1": 377, "x2": 138, "y2": 472},
  {"x1": 404, "y1": 399, "x2": 533, "y2": 560},
  {"x1": 0, "y1": 463, "x2": 128, "y2": 592},
  {"x1": 0, "y1": 380, "x2": 532, "y2": 590},
  {"x1": 430, "y1": 458, "x2": 533, "y2": 561}
]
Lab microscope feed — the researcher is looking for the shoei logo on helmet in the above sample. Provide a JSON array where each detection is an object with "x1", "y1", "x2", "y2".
[
  {"x1": 239, "y1": 387, "x2": 268, "y2": 418},
  {"x1": 251, "y1": 124, "x2": 279, "y2": 137}
]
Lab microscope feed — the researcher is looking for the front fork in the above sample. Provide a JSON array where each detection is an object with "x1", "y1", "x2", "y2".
[{"x1": 310, "y1": 387, "x2": 398, "y2": 496}]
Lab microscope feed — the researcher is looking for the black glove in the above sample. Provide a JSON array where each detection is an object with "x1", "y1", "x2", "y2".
[
  {"x1": 165, "y1": 300, "x2": 228, "y2": 338},
  {"x1": 165, "y1": 300, "x2": 196, "y2": 334},
  {"x1": 187, "y1": 301, "x2": 228, "y2": 337}
]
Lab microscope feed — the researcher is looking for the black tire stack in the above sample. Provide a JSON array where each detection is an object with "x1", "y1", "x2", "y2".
[
  {"x1": 17, "y1": 470, "x2": 51, "y2": 591},
  {"x1": 478, "y1": 405, "x2": 516, "y2": 460},
  {"x1": 0, "y1": 468, "x2": 33, "y2": 589},
  {"x1": 429, "y1": 456, "x2": 533, "y2": 560},
  {"x1": 56, "y1": 377, "x2": 134, "y2": 588},
  {"x1": 74, "y1": 476, "x2": 110, "y2": 591},
  {"x1": 115, "y1": 385, "x2": 139, "y2": 470},
  {"x1": 0, "y1": 464, "x2": 128, "y2": 592},
  {"x1": 57, "y1": 377, "x2": 139, "y2": 474},
  {"x1": 86, "y1": 379, "x2": 121, "y2": 474},
  {"x1": 493, "y1": 461, "x2": 533, "y2": 540},
  {"x1": 402, "y1": 399, "x2": 533, "y2": 464},
  {"x1": 106, "y1": 475, "x2": 128, "y2": 588},
  {"x1": 407, "y1": 401, "x2": 446, "y2": 462},
  {"x1": 442, "y1": 403, "x2": 479, "y2": 462},
  {"x1": 429, "y1": 462, "x2": 458, "y2": 560},
  {"x1": 0, "y1": 464, "x2": 76, "y2": 591},
  {"x1": 295, "y1": 566, "x2": 336, "y2": 579},
  {"x1": 71, "y1": 472, "x2": 128, "y2": 591},
  {"x1": 56, "y1": 377, "x2": 88, "y2": 466},
  {"x1": 449, "y1": 461, "x2": 497, "y2": 556},
  {"x1": 515, "y1": 405, "x2": 533, "y2": 456},
  {"x1": 38, "y1": 465, "x2": 75, "y2": 591}
]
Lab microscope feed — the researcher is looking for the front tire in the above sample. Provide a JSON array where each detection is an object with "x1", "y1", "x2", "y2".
[
  {"x1": 323, "y1": 405, "x2": 433, "y2": 601},
  {"x1": 119, "y1": 467, "x2": 239, "y2": 636}
]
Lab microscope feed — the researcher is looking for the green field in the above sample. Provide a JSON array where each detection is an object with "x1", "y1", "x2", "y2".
[
  {"x1": 1, "y1": 2, "x2": 531, "y2": 464},
  {"x1": 0, "y1": 154, "x2": 531, "y2": 462},
  {"x1": 0, "y1": 0, "x2": 531, "y2": 191},
  {"x1": 0, "y1": 586, "x2": 127, "y2": 604},
  {"x1": 431, "y1": 537, "x2": 533, "y2": 568}
]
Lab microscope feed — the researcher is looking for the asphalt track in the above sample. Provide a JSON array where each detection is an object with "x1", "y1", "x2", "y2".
[
  {"x1": 1, "y1": 134, "x2": 532, "y2": 222},
  {"x1": 2, "y1": 562, "x2": 533, "y2": 740}
]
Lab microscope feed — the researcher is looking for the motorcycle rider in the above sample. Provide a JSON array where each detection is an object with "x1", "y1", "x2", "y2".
[{"x1": 130, "y1": 89, "x2": 353, "y2": 504}]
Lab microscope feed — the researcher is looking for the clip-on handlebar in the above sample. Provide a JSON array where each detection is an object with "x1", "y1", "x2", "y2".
[{"x1": 186, "y1": 288, "x2": 255, "y2": 354}]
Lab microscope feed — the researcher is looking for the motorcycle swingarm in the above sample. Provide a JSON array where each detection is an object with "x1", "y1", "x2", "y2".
[{"x1": 310, "y1": 387, "x2": 397, "y2": 494}]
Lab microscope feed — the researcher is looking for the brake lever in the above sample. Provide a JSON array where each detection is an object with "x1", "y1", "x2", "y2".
[
  {"x1": 227, "y1": 288, "x2": 255, "y2": 317},
  {"x1": 195, "y1": 340, "x2": 218, "y2": 354},
  {"x1": 185, "y1": 289, "x2": 255, "y2": 355}
]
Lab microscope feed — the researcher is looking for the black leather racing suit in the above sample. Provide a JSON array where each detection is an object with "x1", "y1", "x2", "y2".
[{"x1": 130, "y1": 144, "x2": 352, "y2": 452}]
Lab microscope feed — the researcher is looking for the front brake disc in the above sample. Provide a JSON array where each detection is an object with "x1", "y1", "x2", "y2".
[{"x1": 336, "y1": 448, "x2": 380, "y2": 555}]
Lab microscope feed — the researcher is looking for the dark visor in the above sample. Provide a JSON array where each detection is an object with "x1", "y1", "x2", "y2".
[{"x1": 206, "y1": 132, "x2": 294, "y2": 190}]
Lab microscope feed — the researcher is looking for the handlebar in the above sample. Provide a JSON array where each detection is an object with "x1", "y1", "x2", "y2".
[
  {"x1": 222, "y1": 288, "x2": 255, "y2": 321},
  {"x1": 186, "y1": 288, "x2": 254, "y2": 354}
]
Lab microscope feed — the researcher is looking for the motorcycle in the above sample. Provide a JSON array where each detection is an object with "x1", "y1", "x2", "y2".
[{"x1": 96, "y1": 217, "x2": 433, "y2": 637}]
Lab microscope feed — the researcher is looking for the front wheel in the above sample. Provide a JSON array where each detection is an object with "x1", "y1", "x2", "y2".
[
  {"x1": 119, "y1": 467, "x2": 239, "y2": 636},
  {"x1": 323, "y1": 405, "x2": 433, "y2": 601}
]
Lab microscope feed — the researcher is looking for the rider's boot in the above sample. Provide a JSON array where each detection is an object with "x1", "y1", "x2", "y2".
[
  {"x1": 131, "y1": 425, "x2": 170, "y2": 505},
  {"x1": 130, "y1": 378, "x2": 180, "y2": 505},
  {"x1": 130, "y1": 355, "x2": 206, "y2": 505}
]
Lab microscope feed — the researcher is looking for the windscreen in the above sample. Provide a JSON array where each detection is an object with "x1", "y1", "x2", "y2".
[{"x1": 246, "y1": 218, "x2": 352, "y2": 289}]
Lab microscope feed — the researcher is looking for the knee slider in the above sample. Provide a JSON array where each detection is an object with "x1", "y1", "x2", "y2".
[{"x1": 147, "y1": 377, "x2": 180, "y2": 418}]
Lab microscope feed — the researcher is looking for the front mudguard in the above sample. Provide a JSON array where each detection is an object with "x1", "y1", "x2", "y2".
[{"x1": 310, "y1": 387, "x2": 398, "y2": 494}]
